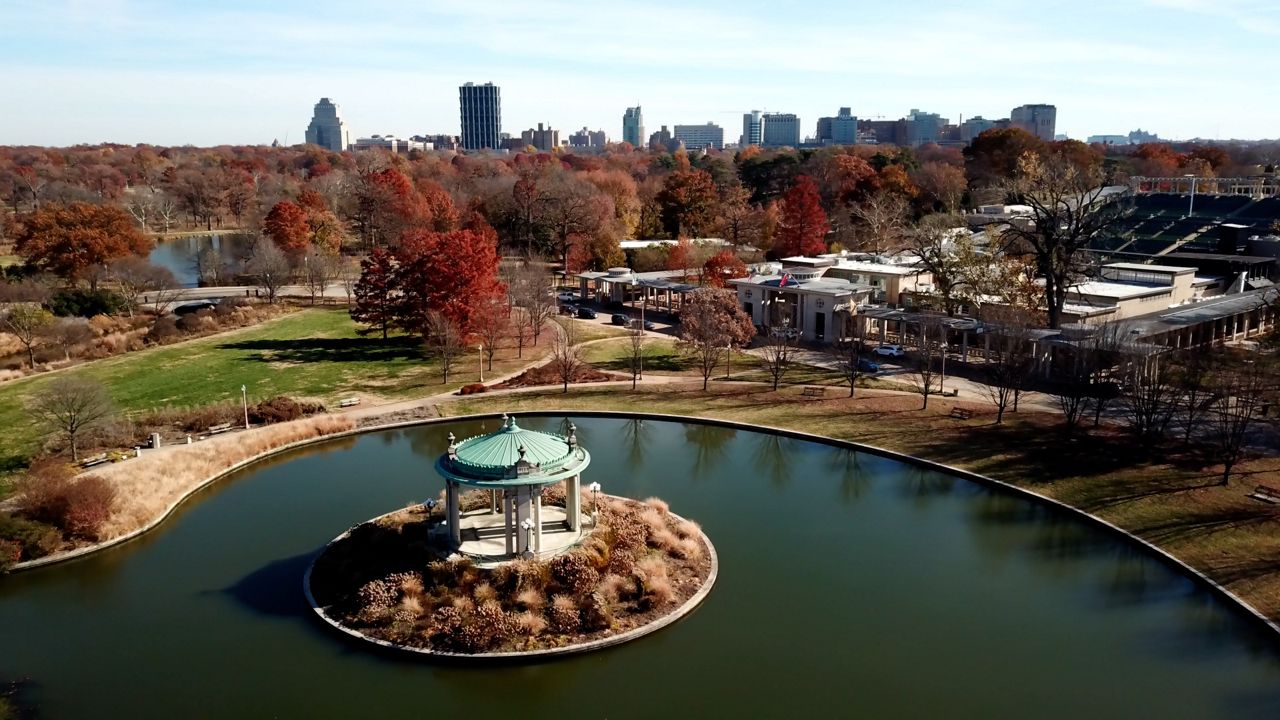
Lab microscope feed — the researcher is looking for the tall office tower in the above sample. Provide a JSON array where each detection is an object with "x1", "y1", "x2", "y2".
[
  {"x1": 304, "y1": 97, "x2": 350, "y2": 152},
  {"x1": 906, "y1": 108, "x2": 947, "y2": 146},
  {"x1": 960, "y1": 116, "x2": 997, "y2": 144},
  {"x1": 816, "y1": 107, "x2": 859, "y2": 145},
  {"x1": 459, "y1": 82, "x2": 502, "y2": 151},
  {"x1": 741, "y1": 110, "x2": 763, "y2": 147},
  {"x1": 761, "y1": 113, "x2": 800, "y2": 147},
  {"x1": 623, "y1": 106, "x2": 644, "y2": 147},
  {"x1": 1011, "y1": 104, "x2": 1057, "y2": 142}
]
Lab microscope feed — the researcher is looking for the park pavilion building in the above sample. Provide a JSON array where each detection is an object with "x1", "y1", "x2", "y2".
[{"x1": 435, "y1": 416, "x2": 591, "y2": 562}]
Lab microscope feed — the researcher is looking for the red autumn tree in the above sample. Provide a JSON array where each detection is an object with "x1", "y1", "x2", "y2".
[
  {"x1": 297, "y1": 188, "x2": 328, "y2": 212},
  {"x1": 702, "y1": 250, "x2": 748, "y2": 288},
  {"x1": 963, "y1": 127, "x2": 1047, "y2": 187},
  {"x1": 263, "y1": 200, "x2": 311, "y2": 255},
  {"x1": 15, "y1": 202, "x2": 152, "y2": 287},
  {"x1": 350, "y1": 248, "x2": 398, "y2": 339},
  {"x1": 877, "y1": 165, "x2": 919, "y2": 200},
  {"x1": 773, "y1": 176, "x2": 828, "y2": 258},
  {"x1": 665, "y1": 237, "x2": 693, "y2": 278},
  {"x1": 657, "y1": 169, "x2": 719, "y2": 238},
  {"x1": 416, "y1": 179, "x2": 460, "y2": 232},
  {"x1": 394, "y1": 228, "x2": 504, "y2": 336}
]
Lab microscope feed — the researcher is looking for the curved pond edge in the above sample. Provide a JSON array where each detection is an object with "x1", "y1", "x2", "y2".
[
  {"x1": 303, "y1": 503, "x2": 719, "y2": 660},
  {"x1": 8, "y1": 408, "x2": 1279, "y2": 641}
]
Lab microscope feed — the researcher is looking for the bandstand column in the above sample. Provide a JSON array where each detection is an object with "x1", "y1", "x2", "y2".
[
  {"x1": 446, "y1": 481, "x2": 461, "y2": 546},
  {"x1": 534, "y1": 493, "x2": 543, "y2": 552},
  {"x1": 514, "y1": 487, "x2": 532, "y2": 555},
  {"x1": 504, "y1": 490, "x2": 514, "y2": 555}
]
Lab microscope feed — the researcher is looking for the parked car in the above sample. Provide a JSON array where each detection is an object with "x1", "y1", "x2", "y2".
[
  {"x1": 173, "y1": 300, "x2": 218, "y2": 316},
  {"x1": 576, "y1": 307, "x2": 598, "y2": 320},
  {"x1": 559, "y1": 304, "x2": 577, "y2": 316},
  {"x1": 557, "y1": 291, "x2": 578, "y2": 303},
  {"x1": 872, "y1": 344, "x2": 905, "y2": 358},
  {"x1": 857, "y1": 358, "x2": 881, "y2": 373},
  {"x1": 610, "y1": 313, "x2": 630, "y2": 326}
]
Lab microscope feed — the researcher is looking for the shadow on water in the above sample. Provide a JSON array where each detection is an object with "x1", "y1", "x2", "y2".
[
  {"x1": 826, "y1": 448, "x2": 871, "y2": 505},
  {"x1": 220, "y1": 551, "x2": 317, "y2": 619},
  {"x1": 685, "y1": 422, "x2": 734, "y2": 479}
]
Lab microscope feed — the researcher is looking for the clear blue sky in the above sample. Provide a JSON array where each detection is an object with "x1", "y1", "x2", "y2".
[{"x1": 1, "y1": 0, "x2": 1276, "y2": 147}]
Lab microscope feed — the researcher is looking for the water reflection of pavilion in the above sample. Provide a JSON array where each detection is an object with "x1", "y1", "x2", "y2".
[{"x1": 434, "y1": 415, "x2": 591, "y2": 562}]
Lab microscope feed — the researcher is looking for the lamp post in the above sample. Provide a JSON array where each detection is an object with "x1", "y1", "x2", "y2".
[
  {"x1": 588, "y1": 481, "x2": 601, "y2": 525},
  {"x1": 1185, "y1": 173, "x2": 1198, "y2": 216},
  {"x1": 726, "y1": 343, "x2": 732, "y2": 379},
  {"x1": 240, "y1": 384, "x2": 249, "y2": 429},
  {"x1": 425, "y1": 498, "x2": 438, "y2": 536},
  {"x1": 520, "y1": 518, "x2": 535, "y2": 558},
  {"x1": 478, "y1": 344, "x2": 484, "y2": 382}
]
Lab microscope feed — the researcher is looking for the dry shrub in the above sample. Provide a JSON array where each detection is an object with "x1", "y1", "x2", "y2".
[
  {"x1": 638, "y1": 508, "x2": 667, "y2": 536},
  {"x1": 540, "y1": 483, "x2": 566, "y2": 507},
  {"x1": 493, "y1": 558, "x2": 549, "y2": 598},
  {"x1": 675, "y1": 518, "x2": 701, "y2": 539},
  {"x1": 580, "y1": 591, "x2": 614, "y2": 632},
  {"x1": 650, "y1": 527, "x2": 681, "y2": 555},
  {"x1": 397, "y1": 572, "x2": 425, "y2": 599},
  {"x1": 674, "y1": 537, "x2": 704, "y2": 561},
  {"x1": 550, "y1": 551, "x2": 600, "y2": 596},
  {"x1": 643, "y1": 497, "x2": 670, "y2": 514},
  {"x1": 514, "y1": 611, "x2": 547, "y2": 636},
  {"x1": 248, "y1": 396, "x2": 305, "y2": 424},
  {"x1": 579, "y1": 535, "x2": 610, "y2": 570},
  {"x1": 16, "y1": 464, "x2": 116, "y2": 541},
  {"x1": 0, "y1": 513, "x2": 63, "y2": 562},
  {"x1": 515, "y1": 588, "x2": 546, "y2": 612},
  {"x1": 398, "y1": 594, "x2": 424, "y2": 619},
  {"x1": 0, "y1": 368, "x2": 27, "y2": 383},
  {"x1": 634, "y1": 555, "x2": 675, "y2": 607},
  {"x1": 356, "y1": 579, "x2": 398, "y2": 620},
  {"x1": 598, "y1": 573, "x2": 635, "y2": 604},
  {"x1": 450, "y1": 595, "x2": 475, "y2": 614},
  {"x1": 458, "y1": 383, "x2": 488, "y2": 396},
  {"x1": 548, "y1": 594, "x2": 581, "y2": 634},
  {"x1": 59, "y1": 475, "x2": 116, "y2": 540},
  {"x1": 473, "y1": 582, "x2": 498, "y2": 604},
  {"x1": 145, "y1": 316, "x2": 181, "y2": 345},
  {"x1": 88, "y1": 414, "x2": 356, "y2": 539}
]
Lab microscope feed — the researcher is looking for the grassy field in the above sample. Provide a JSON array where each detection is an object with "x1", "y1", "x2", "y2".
[
  {"x1": 581, "y1": 336, "x2": 764, "y2": 376},
  {"x1": 444, "y1": 383, "x2": 1280, "y2": 621},
  {"x1": 0, "y1": 308, "x2": 550, "y2": 479}
]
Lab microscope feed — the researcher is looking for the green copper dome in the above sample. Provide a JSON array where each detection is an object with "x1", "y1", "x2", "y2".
[{"x1": 435, "y1": 415, "x2": 591, "y2": 487}]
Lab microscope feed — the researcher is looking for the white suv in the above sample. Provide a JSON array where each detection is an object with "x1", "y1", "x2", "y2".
[{"x1": 872, "y1": 344, "x2": 905, "y2": 358}]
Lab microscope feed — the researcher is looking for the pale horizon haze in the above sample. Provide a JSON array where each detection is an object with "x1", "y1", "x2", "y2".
[{"x1": 1, "y1": 0, "x2": 1278, "y2": 147}]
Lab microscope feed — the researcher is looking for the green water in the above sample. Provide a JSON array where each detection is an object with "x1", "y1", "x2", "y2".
[{"x1": 2, "y1": 416, "x2": 1279, "y2": 719}]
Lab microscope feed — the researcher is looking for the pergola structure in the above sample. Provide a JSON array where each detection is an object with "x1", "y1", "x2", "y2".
[{"x1": 434, "y1": 415, "x2": 592, "y2": 561}]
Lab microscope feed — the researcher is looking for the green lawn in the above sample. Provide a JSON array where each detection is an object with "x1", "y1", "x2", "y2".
[
  {"x1": 0, "y1": 255, "x2": 19, "y2": 268},
  {"x1": 0, "y1": 309, "x2": 441, "y2": 476},
  {"x1": 579, "y1": 336, "x2": 757, "y2": 375}
]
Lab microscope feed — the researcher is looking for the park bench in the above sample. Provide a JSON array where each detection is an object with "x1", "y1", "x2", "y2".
[
  {"x1": 207, "y1": 422, "x2": 234, "y2": 435},
  {"x1": 80, "y1": 453, "x2": 109, "y2": 468},
  {"x1": 949, "y1": 407, "x2": 974, "y2": 420},
  {"x1": 801, "y1": 386, "x2": 827, "y2": 398},
  {"x1": 338, "y1": 398, "x2": 361, "y2": 408},
  {"x1": 1249, "y1": 485, "x2": 1280, "y2": 504}
]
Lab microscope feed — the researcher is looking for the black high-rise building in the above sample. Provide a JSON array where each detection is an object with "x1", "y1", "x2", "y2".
[{"x1": 459, "y1": 82, "x2": 501, "y2": 151}]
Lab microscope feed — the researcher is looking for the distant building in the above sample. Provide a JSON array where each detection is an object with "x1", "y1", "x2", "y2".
[
  {"x1": 1011, "y1": 104, "x2": 1057, "y2": 141},
  {"x1": 960, "y1": 116, "x2": 997, "y2": 144},
  {"x1": 674, "y1": 122, "x2": 724, "y2": 150},
  {"x1": 623, "y1": 106, "x2": 645, "y2": 147},
  {"x1": 859, "y1": 118, "x2": 908, "y2": 146},
  {"x1": 414, "y1": 134, "x2": 459, "y2": 152},
  {"x1": 1129, "y1": 128, "x2": 1160, "y2": 144},
  {"x1": 569, "y1": 127, "x2": 607, "y2": 148},
  {"x1": 521, "y1": 123, "x2": 560, "y2": 152},
  {"x1": 353, "y1": 135, "x2": 427, "y2": 154},
  {"x1": 304, "y1": 97, "x2": 350, "y2": 152},
  {"x1": 906, "y1": 109, "x2": 947, "y2": 146},
  {"x1": 741, "y1": 110, "x2": 763, "y2": 147},
  {"x1": 648, "y1": 125, "x2": 674, "y2": 151},
  {"x1": 459, "y1": 82, "x2": 502, "y2": 151},
  {"x1": 816, "y1": 107, "x2": 859, "y2": 145},
  {"x1": 761, "y1": 113, "x2": 801, "y2": 147}
]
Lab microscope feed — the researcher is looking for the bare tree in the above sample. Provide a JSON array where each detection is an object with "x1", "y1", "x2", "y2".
[
  {"x1": 1207, "y1": 354, "x2": 1275, "y2": 485},
  {"x1": 850, "y1": 190, "x2": 910, "y2": 256},
  {"x1": 300, "y1": 250, "x2": 339, "y2": 306},
  {"x1": 471, "y1": 298, "x2": 510, "y2": 371},
  {"x1": 999, "y1": 153, "x2": 1120, "y2": 329},
  {"x1": 195, "y1": 245, "x2": 228, "y2": 287},
  {"x1": 550, "y1": 317, "x2": 584, "y2": 393},
  {"x1": 424, "y1": 310, "x2": 465, "y2": 384},
  {"x1": 1119, "y1": 354, "x2": 1178, "y2": 448},
  {"x1": 826, "y1": 314, "x2": 866, "y2": 398},
  {"x1": 31, "y1": 376, "x2": 116, "y2": 461},
  {"x1": 625, "y1": 325, "x2": 646, "y2": 390},
  {"x1": 1172, "y1": 344, "x2": 1216, "y2": 445},
  {"x1": 337, "y1": 256, "x2": 361, "y2": 307},
  {"x1": 760, "y1": 327, "x2": 797, "y2": 391},
  {"x1": 44, "y1": 317, "x2": 93, "y2": 362},
  {"x1": 108, "y1": 256, "x2": 177, "y2": 317},
  {"x1": 677, "y1": 288, "x2": 756, "y2": 391},
  {"x1": 911, "y1": 318, "x2": 943, "y2": 409},
  {"x1": 2, "y1": 305, "x2": 53, "y2": 368},
  {"x1": 979, "y1": 318, "x2": 1036, "y2": 423},
  {"x1": 246, "y1": 237, "x2": 291, "y2": 303},
  {"x1": 509, "y1": 259, "x2": 556, "y2": 346}
]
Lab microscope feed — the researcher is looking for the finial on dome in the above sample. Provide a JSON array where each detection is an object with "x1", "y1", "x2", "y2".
[
  {"x1": 567, "y1": 422, "x2": 578, "y2": 447},
  {"x1": 517, "y1": 444, "x2": 527, "y2": 459}
]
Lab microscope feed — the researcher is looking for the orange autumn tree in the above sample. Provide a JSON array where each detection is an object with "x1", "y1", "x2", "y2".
[
  {"x1": 702, "y1": 250, "x2": 748, "y2": 288},
  {"x1": 15, "y1": 202, "x2": 152, "y2": 287},
  {"x1": 772, "y1": 175, "x2": 828, "y2": 258},
  {"x1": 263, "y1": 200, "x2": 312, "y2": 255},
  {"x1": 394, "y1": 228, "x2": 504, "y2": 337}
]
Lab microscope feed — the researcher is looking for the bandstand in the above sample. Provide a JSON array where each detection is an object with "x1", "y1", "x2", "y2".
[{"x1": 434, "y1": 415, "x2": 592, "y2": 561}]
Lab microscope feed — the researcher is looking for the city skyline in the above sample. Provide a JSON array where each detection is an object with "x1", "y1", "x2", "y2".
[{"x1": 2, "y1": 0, "x2": 1278, "y2": 147}]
